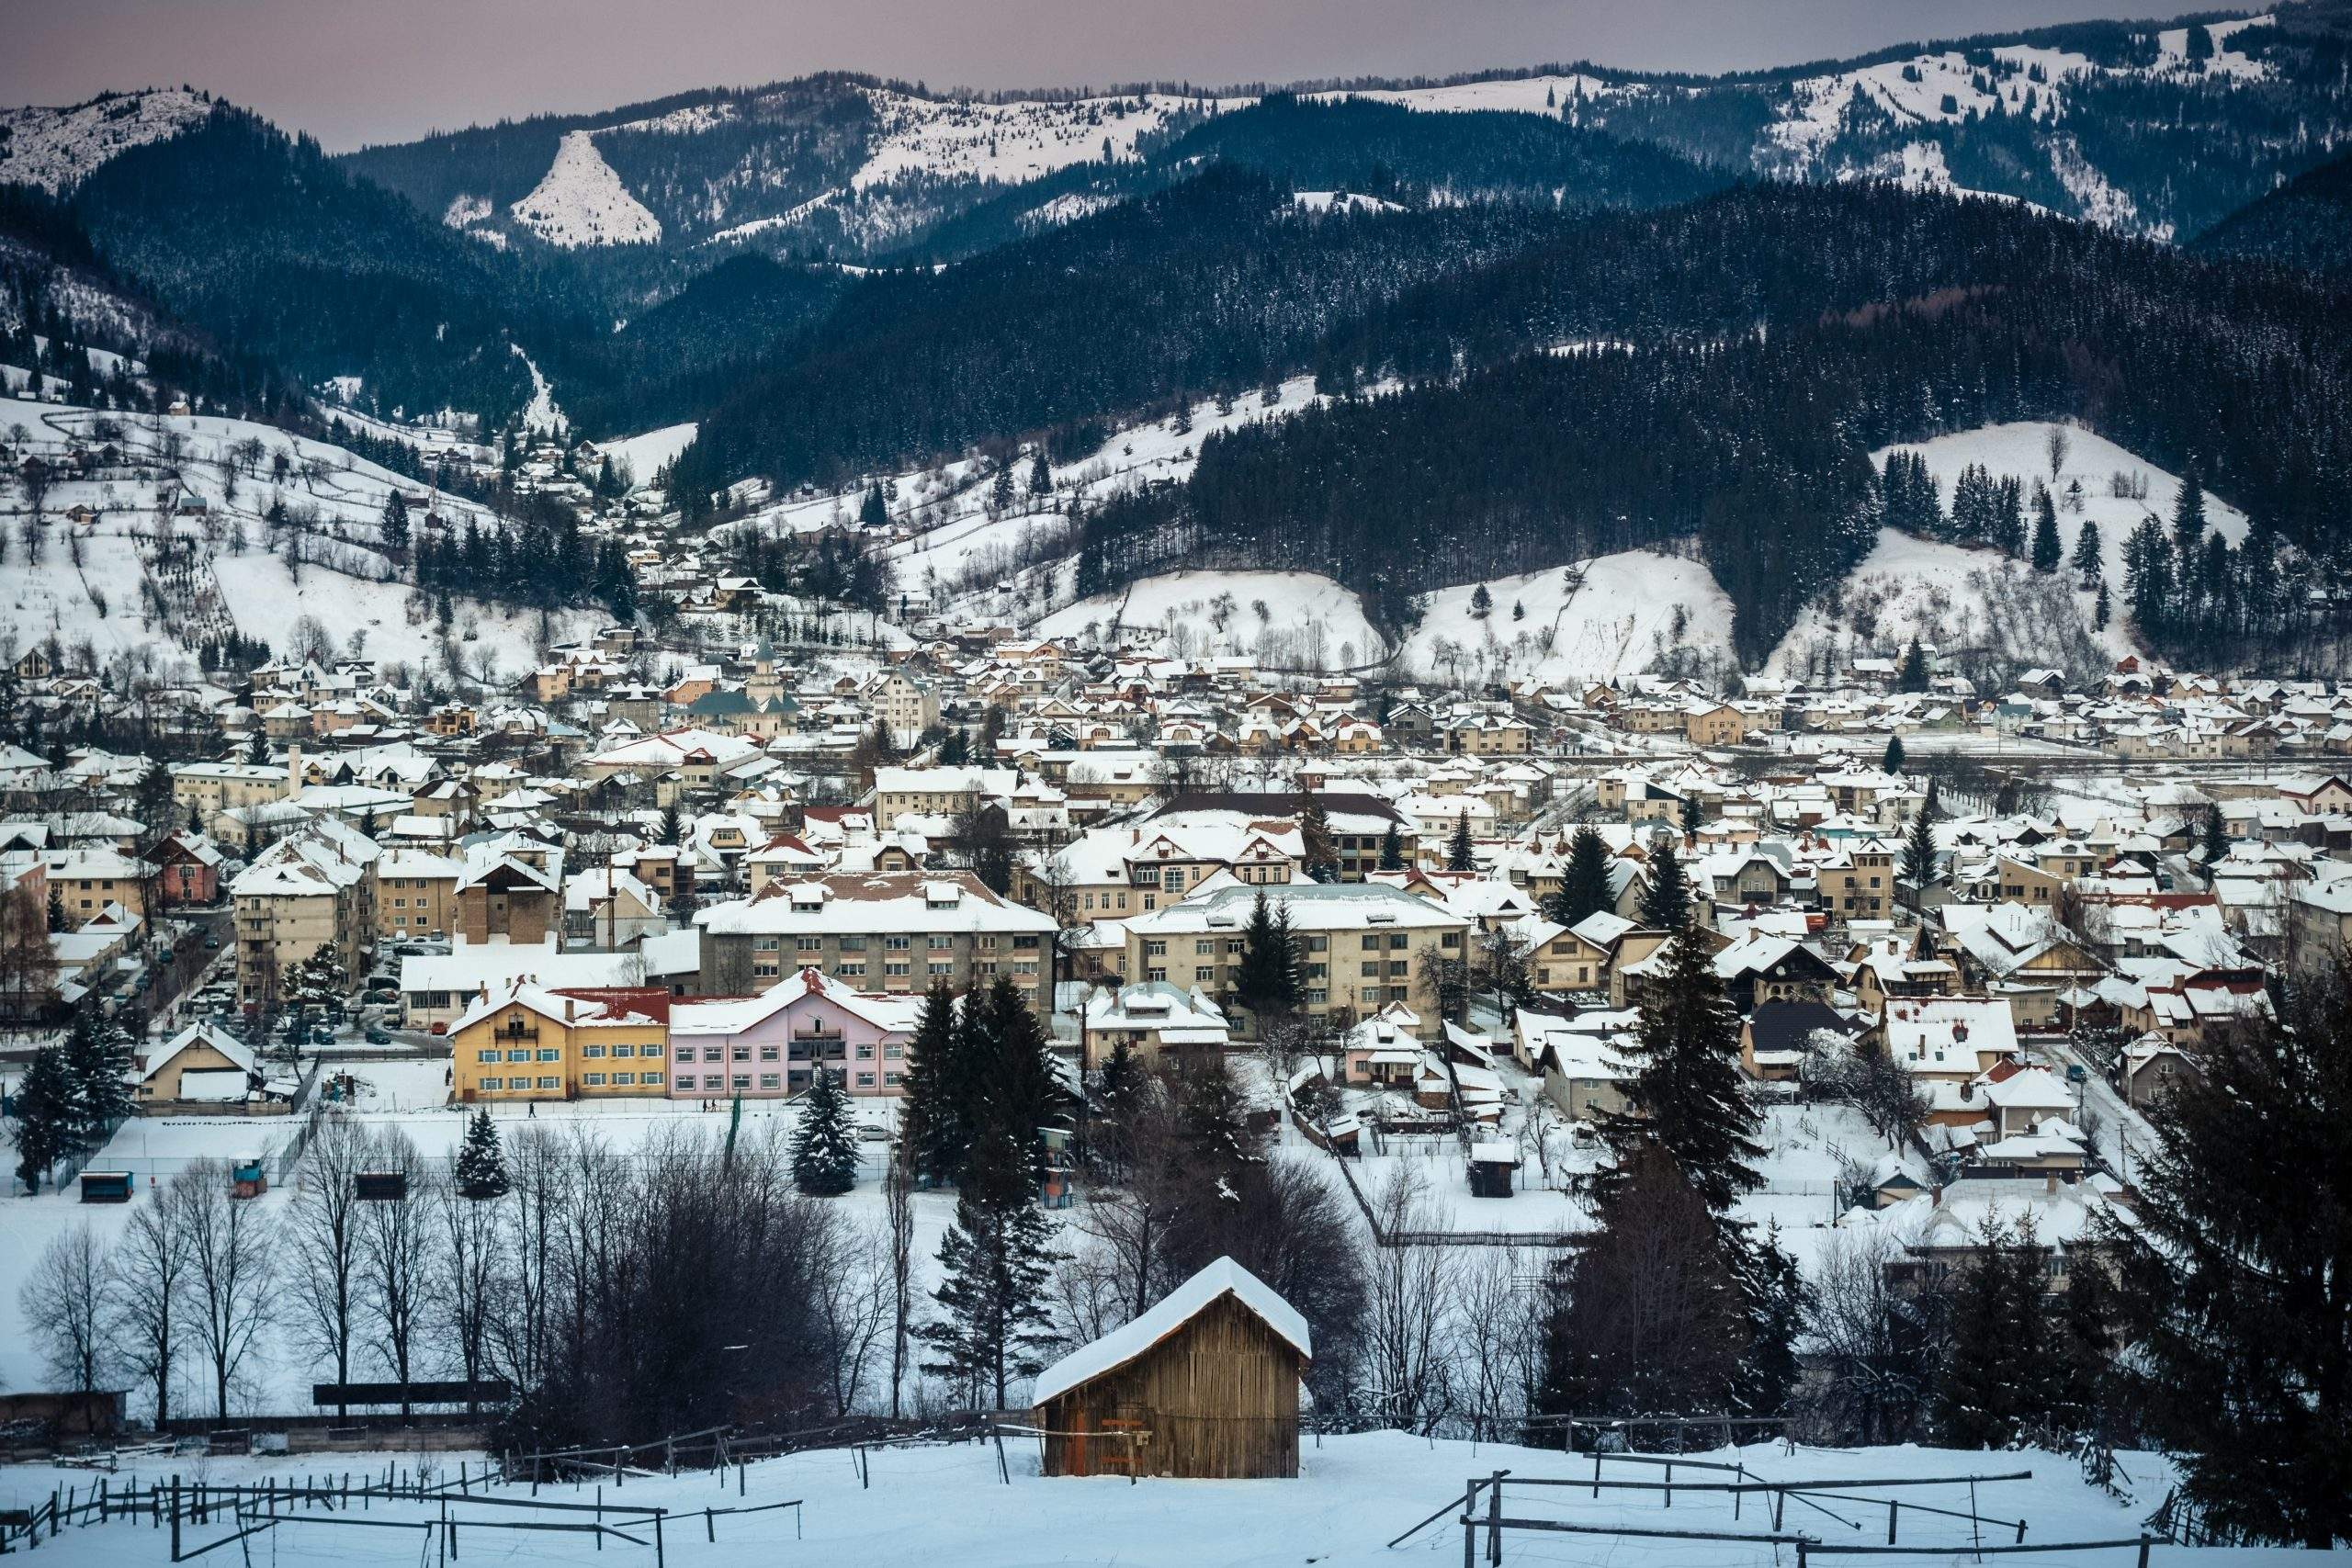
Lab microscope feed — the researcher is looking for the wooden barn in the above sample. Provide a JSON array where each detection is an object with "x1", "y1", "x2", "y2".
[{"x1": 1031, "y1": 1257, "x2": 1312, "y2": 1480}]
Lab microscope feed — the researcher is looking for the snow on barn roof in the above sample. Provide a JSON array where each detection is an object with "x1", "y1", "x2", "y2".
[{"x1": 1031, "y1": 1256, "x2": 1311, "y2": 1408}]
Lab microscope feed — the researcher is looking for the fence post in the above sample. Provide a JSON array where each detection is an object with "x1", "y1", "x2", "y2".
[
  {"x1": 653, "y1": 1511, "x2": 665, "y2": 1568},
  {"x1": 1664, "y1": 1461, "x2": 1672, "y2": 1510},
  {"x1": 1484, "y1": 1472, "x2": 1503, "y2": 1567},
  {"x1": 1591, "y1": 1449, "x2": 1601, "y2": 1500},
  {"x1": 1734, "y1": 1464, "x2": 1744, "y2": 1520},
  {"x1": 1889, "y1": 1500, "x2": 1899, "y2": 1543},
  {"x1": 706, "y1": 1508, "x2": 715, "y2": 1543},
  {"x1": 169, "y1": 1476, "x2": 180, "y2": 1563},
  {"x1": 2136, "y1": 1536, "x2": 2151, "y2": 1568},
  {"x1": 1460, "y1": 1478, "x2": 1477, "y2": 1568}
]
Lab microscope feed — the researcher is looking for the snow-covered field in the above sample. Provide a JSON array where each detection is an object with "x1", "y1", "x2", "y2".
[
  {"x1": 1036, "y1": 570, "x2": 1385, "y2": 668},
  {"x1": 0, "y1": 1431, "x2": 2266, "y2": 1568},
  {"x1": 1399, "y1": 553, "x2": 1736, "y2": 686},
  {"x1": 1769, "y1": 421, "x2": 2248, "y2": 677},
  {"x1": 1311, "y1": 73, "x2": 1621, "y2": 117},
  {"x1": 850, "y1": 87, "x2": 1246, "y2": 191}
]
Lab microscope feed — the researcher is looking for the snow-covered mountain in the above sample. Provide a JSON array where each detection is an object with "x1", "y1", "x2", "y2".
[{"x1": 0, "y1": 87, "x2": 215, "y2": 193}]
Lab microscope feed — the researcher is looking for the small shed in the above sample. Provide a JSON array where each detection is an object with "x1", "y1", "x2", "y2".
[
  {"x1": 1031, "y1": 1257, "x2": 1311, "y2": 1480},
  {"x1": 1467, "y1": 1139, "x2": 1520, "y2": 1199},
  {"x1": 78, "y1": 1171, "x2": 132, "y2": 1204}
]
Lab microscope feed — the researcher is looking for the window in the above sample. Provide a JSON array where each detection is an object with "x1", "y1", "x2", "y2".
[
  {"x1": 1145, "y1": 941, "x2": 1167, "y2": 958},
  {"x1": 1195, "y1": 939, "x2": 1215, "y2": 956},
  {"x1": 506, "y1": 1048, "x2": 530, "y2": 1063},
  {"x1": 584, "y1": 1072, "x2": 607, "y2": 1087},
  {"x1": 886, "y1": 935, "x2": 910, "y2": 951},
  {"x1": 640, "y1": 1071, "x2": 664, "y2": 1089},
  {"x1": 928, "y1": 934, "x2": 954, "y2": 951},
  {"x1": 537, "y1": 1048, "x2": 560, "y2": 1063},
  {"x1": 1387, "y1": 961, "x2": 1408, "y2": 978},
  {"x1": 1362, "y1": 935, "x2": 1381, "y2": 952},
  {"x1": 855, "y1": 1043, "x2": 875, "y2": 1059},
  {"x1": 675, "y1": 1045, "x2": 694, "y2": 1060},
  {"x1": 856, "y1": 1072, "x2": 876, "y2": 1088},
  {"x1": 536, "y1": 1075, "x2": 560, "y2": 1089},
  {"x1": 731, "y1": 1074, "x2": 751, "y2": 1090},
  {"x1": 481, "y1": 1077, "x2": 503, "y2": 1090},
  {"x1": 582, "y1": 1044, "x2": 605, "y2": 1059},
  {"x1": 838, "y1": 936, "x2": 866, "y2": 953},
  {"x1": 928, "y1": 960, "x2": 953, "y2": 976},
  {"x1": 1389, "y1": 933, "x2": 1408, "y2": 951},
  {"x1": 886, "y1": 961, "x2": 910, "y2": 977},
  {"x1": 477, "y1": 1049, "x2": 499, "y2": 1064},
  {"x1": 753, "y1": 936, "x2": 781, "y2": 953},
  {"x1": 732, "y1": 1045, "x2": 751, "y2": 1061},
  {"x1": 759, "y1": 1044, "x2": 780, "y2": 1062},
  {"x1": 703, "y1": 1046, "x2": 722, "y2": 1062},
  {"x1": 885, "y1": 1071, "x2": 902, "y2": 1087}
]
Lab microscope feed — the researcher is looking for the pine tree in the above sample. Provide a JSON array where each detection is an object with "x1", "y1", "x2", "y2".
[
  {"x1": 1903, "y1": 783, "x2": 1940, "y2": 895},
  {"x1": 1594, "y1": 925, "x2": 1764, "y2": 1215},
  {"x1": 455, "y1": 1109, "x2": 508, "y2": 1199},
  {"x1": 1376, "y1": 824, "x2": 1405, "y2": 871},
  {"x1": 859, "y1": 483, "x2": 889, "y2": 529},
  {"x1": 657, "y1": 802, "x2": 681, "y2": 845},
  {"x1": 2071, "y1": 518, "x2": 2103, "y2": 582},
  {"x1": 47, "y1": 885, "x2": 67, "y2": 932},
  {"x1": 1639, "y1": 837, "x2": 1689, "y2": 931},
  {"x1": 2030, "y1": 489, "x2": 2063, "y2": 572},
  {"x1": 1299, "y1": 796, "x2": 1340, "y2": 881},
  {"x1": 2200, "y1": 802, "x2": 2230, "y2": 865},
  {"x1": 62, "y1": 1010, "x2": 136, "y2": 1150},
  {"x1": 1551, "y1": 825, "x2": 1616, "y2": 930},
  {"x1": 1896, "y1": 639, "x2": 1929, "y2": 693},
  {"x1": 899, "y1": 983, "x2": 965, "y2": 1184},
  {"x1": 1234, "y1": 891, "x2": 1299, "y2": 1022},
  {"x1": 790, "y1": 1066, "x2": 861, "y2": 1195},
  {"x1": 2094, "y1": 581, "x2": 2110, "y2": 630},
  {"x1": 1027, "y1": 449, "x2": 1052, "y2": 497},
  {"x1": 980, "y1": 976, "x2": 1061, "y2": 1179},
  {"x1": 918, "y1": 1119, "x2": 1060, "y2": 1408},
  {"x1": 379, "y1": 491, "x2": 410, "y2": 555},
  {"x1": 990, "y1": 462, "x2": 1014, "y2": 511},
  {"x1": 2117, "y1": 965, "x2": 2352, "y2": 1547},
  {"x1": 1446, "y1": 810, "x2": 1475, "y2": 873},
  {"x1": 1883, "y1": 733, "x2": 1905, "y2": 775},
  {"x1": 1470, "y1": 583, "x2": 1493, "y2": 619},
  {"x1": 2172, "y1": 469, "x2": 2208, "y2": 558},
  {"x1": 6, "y1": 1043, "x2": 75, "y2": 1192},
  {"x1": 1934, "y1": 1213, "x2": 2052, "y2": 1450}
]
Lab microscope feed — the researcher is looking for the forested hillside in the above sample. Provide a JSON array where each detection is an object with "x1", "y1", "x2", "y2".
[
  {"x1": 2193, "y1": 146, "x2": 2352, "y2": 271},
  {"x1": 1076, "y1": 182, "x2": 2352, "y2": 665}
]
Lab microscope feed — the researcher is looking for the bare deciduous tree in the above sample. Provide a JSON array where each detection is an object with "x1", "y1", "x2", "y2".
[
  {"x1": 113, "y1": 1190, "x2": 194, "y2": 1425},
  {"x1": 177, "y1": 1159, "x2": 277, "y2": 1421},
  {"x1": 359, "y1": 1130, "x2": 435, "y2": 1416},
  {"x1": 287, "y1": 1111, "x2": 367, "y2": 1417},
  {"x1": 20, "y1": 1224, "x2": 115, "y2": 1394},
  {"x1": 1360, "y1": 1166, "x2": 1461, "y2": 1433}
]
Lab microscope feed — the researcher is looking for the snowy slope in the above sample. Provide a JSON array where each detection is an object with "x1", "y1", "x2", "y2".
[
  {"x1": 509, "y1": 130, "x2": 664, "y2": 247},
  {"x1": 1399, "y1": 553, "x2": 1736, "y2": 685},
  {"x1": 0, "y1": 394, "x2": 587, "y2": 677},
  {"x1": 599, "y1": 422, "x2": 699, "y2": 488},
  {"x1": 1769, "y1": 421, "x2": 2248, "y2": 677},
  {"x1": 1035, "y1": 570, "x2": 1385, "y2": 669},
  {"x1": 850, "y1": 88, "x2": 1242, "y2": 191},
  {"x1": 0, "y1": 88, "x2": 211, "y2": 193},
  {"x1": 1310, "y1": 73, "x2": 1621, "y2": 116}
]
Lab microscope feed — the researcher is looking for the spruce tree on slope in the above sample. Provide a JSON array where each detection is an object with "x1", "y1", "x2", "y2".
[
  {"x1": 1376, "y1": 824, "x2": 1405, "y2": 871},
  {"x1": 1446, "y1": 810, "x2": 1475, "y2": 873},
  {"x1": 6, "y1": 1042, "x2": 74, "y2": 1192},
  {"x1": 2116, "y1": 964, "x2": 2352, "y2": 1547},
  {"x1": 2200, "y1": 802, "x2": 2231, "y2": 866},
  {"x1": 981, "y1": 976, "x2": 1062, "y2": 1179},
  {"x1": 63, "y1": 1009, "x2": 137, "y2": 1152},
  {"x1": 1896, "y1": 640, "x2": 1929, "y2": 693},
  {"x1": 1551, "y1": 825, "x2": 1616, "y2": 930},
  {"x1": 2030, "y1": 489, "x2": 2063, "y2": 572},
  {"x1": 791, "y1": 1066, "x2": 861, "y2": 1195},
  {"x1": 1883, "y1": 733, "x2": 1905, "y2": 775},
  {"x1": 1594, "y1": 924, "x2": 1764, "y2": 1216},
  {"x1": 918, "y1": 1118, "x2": 1059, "y2": 1408},
  {"x1": 1934, "y1": 1212, "x2": 2055, "y2": 1450}
]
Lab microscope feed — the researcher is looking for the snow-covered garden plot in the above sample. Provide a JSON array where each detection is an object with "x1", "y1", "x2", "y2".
[
  {"x1": 1399, "y1": 552, "x2": 1736, "y2": 687},
  {"x1": 1035, "y1": 570, "x2": 1385, "y2": 668},
  {"x1": 1769, "y1": 421, "x2": 2249, "y2": 679},
  {"x1": 0, "y1": 1432, "x2": 2245, "y2": 1568}
]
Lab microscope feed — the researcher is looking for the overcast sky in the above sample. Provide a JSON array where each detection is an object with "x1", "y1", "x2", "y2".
[{"x1": 14, "y1": 0, "x2": 2184, "y2": 152}]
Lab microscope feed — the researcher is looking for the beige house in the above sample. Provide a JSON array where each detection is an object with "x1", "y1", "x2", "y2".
[
  {"x1": 230, "y1": 820, "x2": 380, "y2": 1004},
  {"x1": 1125, "y1": 881, "x2": 1469, "y2": 1037},
  {"x1": 377, "y1": 850, "x2": 461, "y2": 940}
]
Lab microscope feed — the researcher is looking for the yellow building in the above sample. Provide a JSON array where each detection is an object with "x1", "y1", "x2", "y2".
[{"x1": 448, "y1": 982, "x2": 673, "y2": 1103}]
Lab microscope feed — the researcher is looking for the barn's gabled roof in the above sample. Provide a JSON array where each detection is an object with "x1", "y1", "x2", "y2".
[{"x1": 1031, "y1": 1256, "x2": 1311, "y2": 1406}]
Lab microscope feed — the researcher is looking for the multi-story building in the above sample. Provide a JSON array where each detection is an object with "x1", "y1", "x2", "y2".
[
  {"x1": 229, "y1": 818, "x2": 380, "y2": 1004},
  {"x1": 449, "y1": 982, "x2": 673, "y2": 1102},
  {"x1": 695, "y1": 872, "x2": 1057, "y2": 1006},
  {"x1": 377, "y1": 850, "x2": 460, "y2": 941},
  {"x1": 869, "y1": 765, "x2": 1021, "y2": 830},
  {"x1": 1125, "y1": 880, "x2": 1469, "y2": 1038},
  {"x1": 669, "y1": 966, "x2": 920, "y2": 1099}
]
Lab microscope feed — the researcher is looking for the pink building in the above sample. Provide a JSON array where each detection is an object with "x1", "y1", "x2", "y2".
[{"x1": 668, "y1": 967, "x2": 922, "y2": 1099}]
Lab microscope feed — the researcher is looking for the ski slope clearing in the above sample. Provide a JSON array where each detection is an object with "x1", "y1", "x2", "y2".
[
  {"x1": 1399, "y1": 553, "x2": 1736, "y2": 686},
  {"x1": 0, "y1": 1431, "x2": 2260, "y2": 1568},
  {"x1": 1036, "y1": 570, "x2": 1385, "y2": 669},
  {"x1": 599, "y1": 422, "x2": 699, "y2": 489},
  {"x1": 1771, "y1": 422, "x2": 2249, "y2": 679},
  {"x1": 0, "y1": 88, "x2": 211, "y2": 193},
  {"x1": 510, "y1": 130, "x2": 664, "y2": 247},
  {"x1": 1294, "y1": 190, "x2": 1407, "y2": 213}
]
